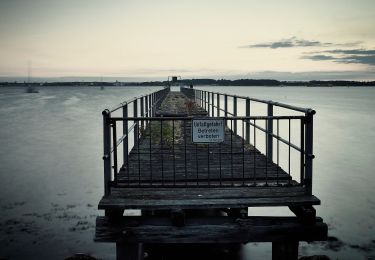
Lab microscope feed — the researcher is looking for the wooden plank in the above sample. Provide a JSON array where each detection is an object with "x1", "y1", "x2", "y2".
[
  {"x1": 98, "y1": 187, "x2": 320, "y2": 210},
  {"x1": 95, "y1": 216, "x2": 328, "y2": 243},
  {"x1": 109, "y1": 186, "x2": 306, "y2": 199}
]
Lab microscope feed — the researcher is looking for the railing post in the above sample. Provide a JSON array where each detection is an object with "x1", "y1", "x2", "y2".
[
  {"x1": 152, "y1": 93, "x2": 155, "y2": 116},
  {"x1": 102, "y1": 109, "x2": 111, "y2": 196},
  {"x1": 233, "y1": 96, "x2": 237, "y2": 134},
  {"x1": 145, "y1": 95, "x2": 149, "y2": 117},
  {"x1": 267, "y1": 103, "x2": 273, "y2": 160},
  {"x1": 153, "y1": 93, "x2": 156, "y2": 116},
  {"x1": 207, "y1": 91, "x2": 211, "y2": 116},
  {"x1": 134, "y1": 99, "x2": 138, "y2": 146},
  {"x1": 141, "y1": 96, "x2": 145, "y2": 129},
  {"x1": 245, "y1": 98, "x2": 250, "y2": 143},
  {"x1": 123, "y1": 103, "x2": 128, "y2": 168},
  {"x1": 224, "y1": 94, "x2": 228, "y2": 117},
  {"x1": 217, "y1": 93, "x2": 220, "y2": 116},
  {"x1": 211, "y1": 92, "x2": 215, "y2": 117},
  {"x1": 305, "y1": 110, "x2": 315, "y2": 195},
  {"x1": 140, "y1": 96, "x2": 144, "y2": 129},
  {"x1": 204, "y1": 91, "x2": 207, "y2": 110},
  {"x1": 112, "y1": 121, "x2": 118, "y2": 179},
  {"x1": 149, "y1": 94, "x2": 152, "y2": 117}
]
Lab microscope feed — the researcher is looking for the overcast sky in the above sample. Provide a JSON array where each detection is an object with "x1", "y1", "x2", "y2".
[{"x1": 0, "y1": 0, "x2": 375, "y2": 80}]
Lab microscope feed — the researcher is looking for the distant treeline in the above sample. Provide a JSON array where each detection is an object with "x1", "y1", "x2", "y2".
[{"x1": 1, "y1": 79, "x2": 375, "y2": 87}]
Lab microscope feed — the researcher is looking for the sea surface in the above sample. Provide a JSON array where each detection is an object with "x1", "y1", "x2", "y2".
[{"x1": 0, "y1": 86, "x2": 374, "y2": 259}]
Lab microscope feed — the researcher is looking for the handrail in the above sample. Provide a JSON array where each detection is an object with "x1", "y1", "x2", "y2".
[
  {"x1": 109, "y1": 87, "x2": 166, "y2": 113},
  {"x1": 188, "y1": 87, "x2": 315, "y2": 195},
  {"x1": 102, "y1": 87, "x2": 170, "y2": 196},
  {"x1": 109, "y1": 116, "x2": 306, "y2": 121},
  {"x1": 103, "y1": 86, "x2": 315, "y2": 197},
  {"x1": 194, "y1": 88, "x2": 315, "y2": 114}
]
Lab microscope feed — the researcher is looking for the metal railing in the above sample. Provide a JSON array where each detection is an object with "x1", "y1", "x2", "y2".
[
  {"x1": 102, "y1": 87, "x2": 315, "y2": 196},
  {"x1": 102, "y1": 87, "x2": 170, "y2": 195},
  {"x1": 189, "y1": 88, "x2": 315, "y2": 195}
]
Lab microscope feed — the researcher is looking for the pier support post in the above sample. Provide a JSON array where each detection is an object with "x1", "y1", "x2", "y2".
[
  {"x1": 272, "y1": 241, "x2": 298, "y2": 260},
  {"x1": 116, "y1": 239, "x2": 144, "y2": 260}
]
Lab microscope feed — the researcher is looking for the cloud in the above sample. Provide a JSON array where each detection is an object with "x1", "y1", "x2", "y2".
[
  {"x1": 302, "y1": 48, "x2": 375, "y2": 65},
  {"x1": 325, "y1": 49, "x2": 375, "y2": 55},
  {"x1": 302, "y1": 54, "x2": 336, "y2": 61},
  {"x1": 242, "y1": 37, "x2": 332, "y2": 49},
  {"x1": 241, "y1": 37, "x2": 360, "y2": 49}
]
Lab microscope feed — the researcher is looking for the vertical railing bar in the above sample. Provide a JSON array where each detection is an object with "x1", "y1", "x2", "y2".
[
  {"x1": 231, "y1": 119, "x2": 233, "y2": 186},
  {"x1": 112, "y1": 121, "x2": 118, "y2": 182},
  {"x1": 173, "y1": 120, "x2": 175, "y2": 186},
  {"x1": 204, "y1": 91, "x2": 207, "y2": 110},
  {"x1": 140, "y1": 96, "x2": 144, "y2": 130},
  {"x1": 208, "y1": 91, "x2": 210, "y2": 116},
  {"x1": 305, "y1": 112, "x2": 314, "y2": 195},
  {"x1": 217, "y1": 93, "x2": 220, "y2": 116},
  {"x1": 233, "y1": 96, "x2": 237, "y2": 135},
  {"x1": 207, "y1": 143, "x2": 210, "y2": 186},
  {"x1": 133, "y1": 100, "x2": 138, "y2": 149},
  {"x1": 245, "y1": 98, "x2": 250, "y2": 143},
  {"x1": 219, "y1": 141, "x2": 222, "y2": 187},
  {"x1": 277, "y1": 119, "x2": 280, "y2": 186},
  {"x1": 196, "y1": 143, "x2": 199, "y2": 186},
  {"x1": 265, "y1": 119, "x2": 268, "y2": 186},
  {"x1": 161, "y1": 120, "x2": 164, "y2": 186},
  {"x1": 122, "y1": 104, "x2": 129, "y2": 180},
  {"x1": 137, "y1": 119, "x2": 141, "y2": 186},
  {"x1": 267, "y1": 103, "x2": 273, "y2": 160},
  {"x1": 149, "y1": 121, "x2": 152, "y2": 186},
  {"x1": 300, "y1": 118, "x2": 305, "y2": 186},
  {"x1": 211, "y1": 92, "x2": 215, "y2": 117},
  {"x1": 288, "y1": 118, "x2": 291, "y2": 185},
  {"x1": 242, "y1": 119, "x2": 245, "y2": 186},
  {"x1": 145, "y1": 96, "x2": 149, "y2": 118},
  {"x1": 184, "y1": 119, "x2": 187, "y2": 187},
  {"x1": 253, "y1": 119, "x2": 256, "y2": 186},
  {"x1": 224, "y1": 95, "x2": 228, "y2": 117},
  {"x1": 133, "y1": 100, "x2": 138, "y2": 187},
  {"x1": 103, "y1": 110, "x2": 111, "y2": 195}
]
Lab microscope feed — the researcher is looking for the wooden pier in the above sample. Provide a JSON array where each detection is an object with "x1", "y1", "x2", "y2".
[{"x1": 95, "y1": 87, "x2": 327, "y2": 260}]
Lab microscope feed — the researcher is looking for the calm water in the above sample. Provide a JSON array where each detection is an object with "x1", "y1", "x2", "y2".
[{"x1": 0, "y1": 86, "x2": 374, "y2": 259}]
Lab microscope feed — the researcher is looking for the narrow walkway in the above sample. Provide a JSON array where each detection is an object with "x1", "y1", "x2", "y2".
[{"x1": 99, "y1": 91, "x2": 320, "y2": 211}]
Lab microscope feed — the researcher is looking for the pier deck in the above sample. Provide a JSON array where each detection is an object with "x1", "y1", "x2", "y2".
[
  {"x1": 96, "y1": 87, "x2": 327, "y2": 260},
  {"x1": 99, "y1": 91, "x2": 320, "y2": 211}
]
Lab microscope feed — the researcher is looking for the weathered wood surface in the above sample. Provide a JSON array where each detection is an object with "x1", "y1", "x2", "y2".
[
  {"x1": 95, "y1": 216, "x2": 328, "y2": 243},
  {"x1": 119, "y1": 92, "x2": 293, "y2": 187},
  {"x1": 99, "y1": 189, "x2": 320, "y2": 210},
  {"x1": 156, "y1": 91, "x2": 207, "y2": 116}
]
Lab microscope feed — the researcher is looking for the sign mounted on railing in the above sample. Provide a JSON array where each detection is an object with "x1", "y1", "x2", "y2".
[{"x1": 192, "y1": 118, "x2": 225, "y2": 143}]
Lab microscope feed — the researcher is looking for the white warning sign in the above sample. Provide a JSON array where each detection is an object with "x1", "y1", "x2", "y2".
[{"x1": 192, "y1": 118, "x2": 225, "y2": 143}]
